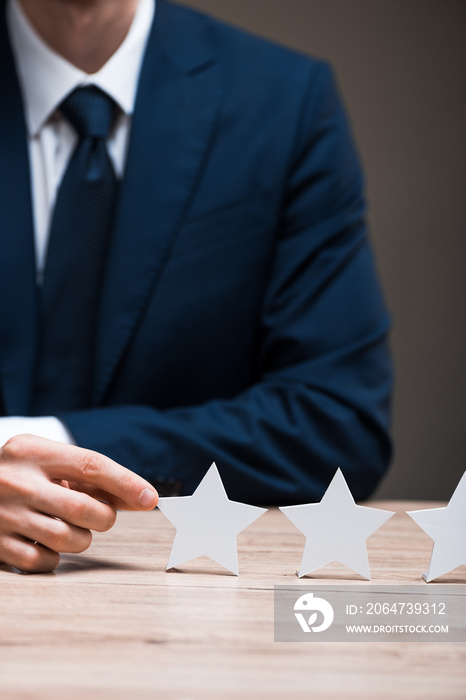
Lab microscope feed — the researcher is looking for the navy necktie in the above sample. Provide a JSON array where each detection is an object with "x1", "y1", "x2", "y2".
[{"x1": 32, "y1": 86, "x2": 118, "y2": 414}]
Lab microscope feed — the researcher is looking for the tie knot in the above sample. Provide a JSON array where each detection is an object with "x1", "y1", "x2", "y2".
[{"x1": 60, "y1": 86, "x2": 117, "y2": 140}]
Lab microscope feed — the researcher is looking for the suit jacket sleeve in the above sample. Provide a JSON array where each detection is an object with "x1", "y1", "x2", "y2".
[{"x1": 60, "y1": 61, "x2": 392, "y2": 506}]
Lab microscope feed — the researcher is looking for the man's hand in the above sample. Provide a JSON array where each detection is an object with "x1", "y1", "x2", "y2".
[{"x1": 0, "y1": 434, "x2": 158, "y2": 573}]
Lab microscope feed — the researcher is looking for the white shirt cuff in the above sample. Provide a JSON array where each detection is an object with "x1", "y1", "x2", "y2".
[{"x1": 0, "y1": 416, "x2": 76, "y2": 447}]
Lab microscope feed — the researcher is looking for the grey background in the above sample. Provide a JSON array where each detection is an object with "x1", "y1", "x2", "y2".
[{"x1": 177, "y1": 0, "x2": 466, "y2": 500}]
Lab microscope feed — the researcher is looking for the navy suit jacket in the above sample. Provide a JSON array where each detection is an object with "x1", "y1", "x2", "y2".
[{"x1": 0, "y1": 0, "x2": 392, "y2": 504}]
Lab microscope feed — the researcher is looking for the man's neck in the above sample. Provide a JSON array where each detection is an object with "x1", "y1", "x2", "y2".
[{"x1": 19, "y1": 0, "x2": 140, "y2": 74}]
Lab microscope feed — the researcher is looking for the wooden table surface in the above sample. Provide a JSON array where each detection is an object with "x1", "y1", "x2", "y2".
[{"x1": 0, "y1": 501, "x2": 465, "y2": 700}]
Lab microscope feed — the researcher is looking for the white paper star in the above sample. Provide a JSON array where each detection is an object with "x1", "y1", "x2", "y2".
[
  {"x1": 157, "y1": 463, "x2": 267, "y2": 575},
  {"x1": 407, "y1": 471, "x2": 466, "y2": 582},
  {"x1": 280, "y1": 469, "x2": 394, "y2": 579}
]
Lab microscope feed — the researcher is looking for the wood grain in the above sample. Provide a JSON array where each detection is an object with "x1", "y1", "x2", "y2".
[{"x1": 0, "y1": 502, "x2": 465, "y2": 699}]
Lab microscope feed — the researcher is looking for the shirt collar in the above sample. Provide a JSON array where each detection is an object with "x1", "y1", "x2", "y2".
[{"x1": 7, "y1": 0, "x2": 155, "y2": 137}]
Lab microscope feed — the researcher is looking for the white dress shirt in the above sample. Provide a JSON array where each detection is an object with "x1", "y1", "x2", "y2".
[{"x1": 0, "y1": 0, "x2": 155, "y2": 448}]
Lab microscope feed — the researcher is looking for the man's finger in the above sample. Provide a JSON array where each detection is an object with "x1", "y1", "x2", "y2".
[
  {"x1": 0, "y1": 533, "x2": 60, "y2": 574},
  {"x1": 31, "y1": 482, "x2": 118, "y2": 532},
  {"x1": 2, "y1": 435, "x2": 158, "y2": 510},
  {"x1": 64, "y1": 481, "x2": 153, "y2": 511},
  {"x1": 14, "y1": 510, "x2": 93, "y2": 554}
]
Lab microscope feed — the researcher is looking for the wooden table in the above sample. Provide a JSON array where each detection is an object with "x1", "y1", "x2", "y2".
[{"x1": 0, "y1": 502, "x2": 465, "y2": 699}]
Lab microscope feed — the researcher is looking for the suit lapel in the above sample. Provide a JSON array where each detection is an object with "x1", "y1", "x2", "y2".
[
  {"x1": 0, "y1": 4, "x2": 38, "y2": 415},
  {"x1": 94, "y1": 0, "x2": 224, "y2": 402}
]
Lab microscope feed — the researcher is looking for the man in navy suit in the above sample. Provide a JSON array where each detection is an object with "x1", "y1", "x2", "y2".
[{"x1": 0, "y1": 0, "x2": 392, "y2": 572}]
